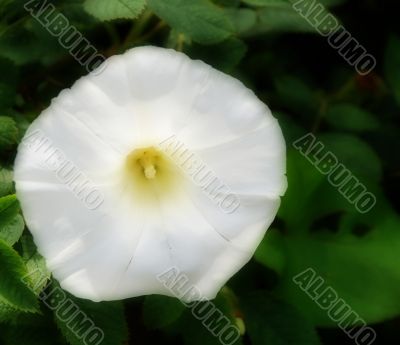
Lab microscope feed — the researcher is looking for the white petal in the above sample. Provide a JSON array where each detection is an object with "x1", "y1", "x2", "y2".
[{"x1": 14, "y1": 46, "x2": 287, "y2": 302}]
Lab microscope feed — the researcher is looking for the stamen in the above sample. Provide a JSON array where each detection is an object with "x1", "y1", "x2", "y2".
[
  {"x1": 144, "y1": 165, "x2": 156, "y2": 179},
  {"x1": 124, "y1": 146, "x2": 179, "y2": 199}
]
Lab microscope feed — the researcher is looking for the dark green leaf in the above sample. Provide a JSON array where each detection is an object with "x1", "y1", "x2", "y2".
[
  {"x1": 326, "y1": 103, "x2": 379, "y2": 132},
  {"x1": 277, "y1": 210, "x2": 400, "y2": 325},
  {"x1": 84, "y1": 0, "x2": 147, "y2": 21},
  {"x1": 179, "y1": 291, "x2": 242, "y2": 345},
  {"x1": 21, "y1": 234, "x2": 51, "y2": 295},
  {"x1": 0, "y1": 310, "x2": 62, "y2": 345},
  {"x1": 143, "y1": 295, "x2": 185, "y2": 329},
  {"x1": 279, "y1": 149, "x2": 353, "y2": 232},
  {"x1": 148, "y1": 0, "x2": 234, "y2": 44},
  {"x1": 275, "y1": 75, "x2": 319, "y2": 114},
  {"x1": 0, "y1": 194, "x2": 24, "y2": 246},
  {"x1": 186, "y1": 37, "x2": 247, "y2": 72},
  {"x1": 0, "y1": 300, "x2": 19, "y2": 323},
  {"x1": 319, "y1": 133, "x2": 382, "y2": 183},
  {"x1": 241, "y1": 291, "x2": 321, "y2": 345},
  {"x1": 0, "y1": 116, "x2": 19, "y2": 149},
  {"x1": 55, "y1": 292, "x2": 128, "y2": 345},
  {"x1": 0, "y1": 57, "x2": 18, "y2": 110},
  {"x1": 244, "y1": 0, "x2": 345, "y2": 7},
  {"x1": 254, "y1": 228, "x2": 285, "y2": 274},
  {"x1": 224, "y1": 8, "x2": 257, "y2": 34},
  {"x1": 0, "y1": 167, "x2": 14, "y2": 197},
  {"x1": 0, "y1": 239, "x2": 39, "y2": 312}
]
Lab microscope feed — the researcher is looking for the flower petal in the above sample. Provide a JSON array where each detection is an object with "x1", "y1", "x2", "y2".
[{"x1": 14, "y1": 46, "x2": 287, "y2": 302}]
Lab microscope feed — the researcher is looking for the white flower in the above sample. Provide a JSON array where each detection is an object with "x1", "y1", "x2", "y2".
[{"x1": 14, "y1": 46, "x2": 287, "y2": 302}]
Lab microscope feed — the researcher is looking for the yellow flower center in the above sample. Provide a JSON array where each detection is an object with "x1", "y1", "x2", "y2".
[
  {"x1": 128, "y1": 147, "x2": 160, "y2": 180},
  {"x1": 124, "y1": 146, "x2": 180, "y2": 201}
]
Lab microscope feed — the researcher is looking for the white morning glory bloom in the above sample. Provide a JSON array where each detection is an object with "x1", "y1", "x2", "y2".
[{"x1": 14, "y1": 46, "x2": 287, "y2": 302}]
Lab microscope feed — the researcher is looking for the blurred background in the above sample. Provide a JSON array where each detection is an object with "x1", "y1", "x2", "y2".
[{"x1": 0, "y1": 0, "x2": 399, "y2": 344}]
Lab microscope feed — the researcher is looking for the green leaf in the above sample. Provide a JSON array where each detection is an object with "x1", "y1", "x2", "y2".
[
  {"x1": 244, "y1": 0, "x2": 345, "y2": 7},
  {"x1": 276, "y1": 210, "x2": 400, "y2": 325},
  {"x1": 256, "y1": 5, "x2": 316, "y2": 33},
  {"x1": 60, "y1": 3, "x2": 100, "y2": 30},
  {"x1": 143, "y1": 295, "x2": 185, "y2": 329},
  {"x1": 186, "y1": 38, "x2": 247, "y2": 72},
  {"x1": 0, "y1": 300, "x2": 19, "y2": 323},
  {"x1": 275, "y1": 75, "x2": 319, "y2": 114},
  {"x1": 0, "y1": 194, "x2": 24, "y2": 246},
  {"x1": 0, "y1": 0, "x2": 30, "y2": 20},
  {"x1": 278, "y1": 149, "x2": 357, "y2": 233},
  {"x1": 179, "y1": 291, "x2": 242, "y2": 345},
  {"x1": 254, "y1": 229, "x2": 286, "y2": 274},
  {"x1": 0, "y1": 57, "x2": 17, "y2": 111},
  {"x1": 0, "y1": 57, "x2": 17, "y2": 84},
  {"x1": 0, "y1": 23, "x2": 41, "y2": 65},
  {"x1": 384, "y1": 35, "x2": 400, "y2": 105},
  {"x1": 83, "y1": 0, "x2": 147, "y2": 21},
  {"x1": 280, "y1": 135, "x2": 382, "y2": 235},
  {"x1": 241, "y1": 291, "x2": 321, "y2": 345},
  {"x1": 243, "y1": 0, "x2": 341, "y2": 35},
  {"x1": 0, "y1": 84, "x2": 15, "y2": 112},
  {"x1": 273, "y1": 111, "x2": 305, "y2": 143},
  {"x1": 27, "y1": 20, "x2": 70, "y2": 66},
  {"x1": 279, "y1": 149, "x2": 326, "y2": 231},
  {"x1": 319, "y1": 0, "x2": 347, "y2": 6},
  {"x1": 55, "y1": 292, "x2": 128, "y2": 345},
  {"x1": 319, "y1": 133, "x2": 382, "y2": 183},
  {"x1": 0, "y1": 310, "x2": 63, "y2": 345},
  {"x1": 21, "y1": 234, "x2": 51, "y2": 295},
  {"x1": 0, "y1": 167, "x2": 14, "y2": 197},
  {"x1": 243, "y1": 0, "x2": 287, "y2": 6},
  {"x1": 224, "y1": 8, "x2": 257, "y2": 34},
  {"x1": 0, "y1": 19, "x2": 66, "y2": 66},
  {"x1": 215, "y1": 0, "x2": 240, "y2": 6},
  {"x1": 0, "y1": 116, "x2": 19, "y2": 150},
  {"x1": 148, "y1": 0, "x2": 234, "y2": 44},
  {"x1": 241, "y1": 0, "x2": 319, "y2": 35},
  {"x1": 0, "y1": 239, "x2": 38, "y2": 312},
  {"x1": 326, "y1": 103, "x2": 379, "y2": 132},
  {"x1": 0, "y1": 0, "x2": 14, "y2": 14}
]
